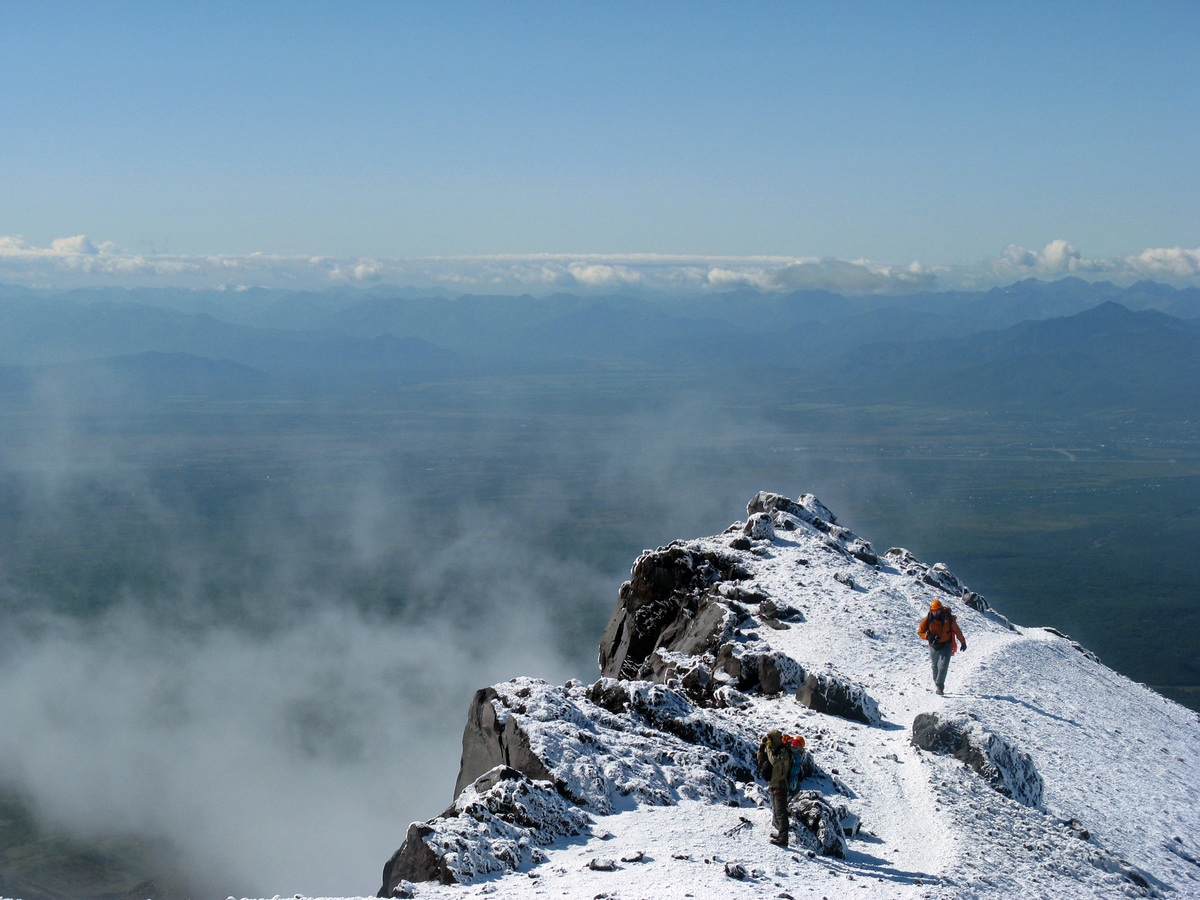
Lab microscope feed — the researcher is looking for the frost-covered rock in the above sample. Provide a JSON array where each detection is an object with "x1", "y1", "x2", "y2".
[
  {"x1": 911, "y1": 712, "x2": 1044, "y2": 807},
  {"x1": 747, "y1": 492, "x2": 877, "y2": 564},
  {"x1": 924, "y1": 562, "x2": 965, "y2": 595},
  {"x1": 758, "y1": 596, "x2": 802, "y2": 622},
  {"x1": 378, "y1": 766, "x2": 592, "y2": 893},
  {"x1": 712, "y1": 641, "x2": 806, "y2": 696},
  {"x1": 598, "y1": 544, "x2": 749, "y2": 680},
  {"x1": 456, "y1": 685, "x2": 556, "y2": 796},
  {"x1": 963, "y1": 590, "x2": 990, "y2": 612},
  {"x1": 456, "y1": 677, "x2": 759, "y2": 816},
  {"x1": 744, "y1": 512, "x2": 775, "y2": 541},
  {"x1": 790, "y1": 791, "x2": 847, "y2": 858},
  {"x1": 796, "y1": 672, "x2": 880, "y2": 726}
]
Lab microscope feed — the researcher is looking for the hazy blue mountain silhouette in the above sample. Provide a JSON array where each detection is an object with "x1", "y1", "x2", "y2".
[{"x1": 840, "y1": 301, "x2": 1200, "y2": 416}]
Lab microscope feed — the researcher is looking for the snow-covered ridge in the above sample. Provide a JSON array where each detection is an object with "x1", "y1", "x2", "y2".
[{"x1": 377, "y1": 492, "x2": 1200, "y2": 899}]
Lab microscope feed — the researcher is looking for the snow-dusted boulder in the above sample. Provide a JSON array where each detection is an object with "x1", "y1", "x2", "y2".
[
  {"x1": 759, "y1": 596, "x2": 802, "y2": 622},
  {"x1": 712, "y1": 641, "x2": 807, "y2": 696},
  {"x1": 963, "y1": 589, "x2": 990, "y2": 612},
  {"x1": 743, "y1": 512, "x2": 775, "y2": 540},
  {"x1": 790, "y1": 791, "x2": 848, "y2": 858},
  {"x1": 378, "y1": 765, "x2": 591, "y2": 893},
  {"x1": 797, "y1": 672, "x2": 881, "y2": 726},
  {"x1": 455, "y1": 686, "x2": 555, "y2": 797},
  {"x1": 911, "y1": 712, "x2": 1044, "y2": 807}
]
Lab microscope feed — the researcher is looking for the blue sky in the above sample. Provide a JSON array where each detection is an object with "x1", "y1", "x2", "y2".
[{"x1": 2, "y1": 1, "x2": 1198, "y2": 290}]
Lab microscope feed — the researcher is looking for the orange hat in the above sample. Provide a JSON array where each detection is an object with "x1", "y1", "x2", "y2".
[{"x1": 930, "y1": 599, "x2": 943, "y2": 611}]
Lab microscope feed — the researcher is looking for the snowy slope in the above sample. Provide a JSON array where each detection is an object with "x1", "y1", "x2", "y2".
[{"x1": 283, "y1": 492, "x2": 1200, "y2": 900}]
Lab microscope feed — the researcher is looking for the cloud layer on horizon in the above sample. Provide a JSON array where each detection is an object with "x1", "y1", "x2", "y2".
[{"x1": 2, "y1": 235, "x2": 1199, "y2": 294}]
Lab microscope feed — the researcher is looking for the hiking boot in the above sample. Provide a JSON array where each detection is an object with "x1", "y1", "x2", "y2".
[
  {"x1": 935, "y1": 686, "x2": 944, "y2": 695},
  {"x1": 769, "y1": 834, "x2": 788, "y2": 847}
]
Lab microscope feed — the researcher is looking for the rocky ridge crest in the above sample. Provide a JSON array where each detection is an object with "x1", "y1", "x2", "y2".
[{"x1": 377, "y1": 492, "x2": 1200, "y2": 899}]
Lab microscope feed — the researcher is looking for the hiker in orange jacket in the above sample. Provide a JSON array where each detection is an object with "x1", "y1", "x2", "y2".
[{"x1": 918, "y1": 598, "x2": 967, "y2": 695}]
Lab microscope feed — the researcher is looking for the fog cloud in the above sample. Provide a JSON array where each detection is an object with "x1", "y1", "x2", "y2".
[
  {"x1": 0, "y1": 362, "x2": 790, "y2": 897},
  {"x1": 0, "y1": 381, "x2": 644, "y2": 897},
  {"x1": 0, "y1": 496, "x2": 593, "y2": 896}
]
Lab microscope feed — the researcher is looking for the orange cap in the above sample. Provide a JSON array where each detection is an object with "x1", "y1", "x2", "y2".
[{"x1": 930, "y1": 599, "x2": 943, "y2": 611}]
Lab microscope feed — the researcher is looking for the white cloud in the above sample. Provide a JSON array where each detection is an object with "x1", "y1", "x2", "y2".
[
  {"x1": 703, "y1": 258, "x2": 936, "y2": 293},
  {"x1": 1, "y1": 235, "x2": 1198, "y2": 293},
  {"x1": 50, "y1": 234, "x2": 99, "y2": 255},
  {"x1": 0, "y1": 235, "x2": 35, "y2": 253},
  {"x1": 993, "y1": 240, "x2": 1110, "y2": 280},
  {"x1": 1126, "y1": 246, "x2": 1200, "y2": 279},
  {"x1": 567, "y1": 263, "x2": 644, "y2": 287}
]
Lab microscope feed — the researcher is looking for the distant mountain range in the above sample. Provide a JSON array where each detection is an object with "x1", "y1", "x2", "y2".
[
  {"x1": 835, "y1": 301, "x2": 1200, "y2": 417},
  {"x1": 0, "y1": 278, "x2": 1196, "y2": 416}
]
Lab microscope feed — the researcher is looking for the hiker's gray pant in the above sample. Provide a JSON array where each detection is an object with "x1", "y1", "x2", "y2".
[
  {"x1": 771, "y1": 789, "x2": 789, "y2": 839},
  {"x1": 930, "y1": 642, "x2": 952, "y2": 690}
]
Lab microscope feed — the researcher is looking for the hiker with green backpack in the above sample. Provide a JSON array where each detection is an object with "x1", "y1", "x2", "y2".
[{"x1": 756, "y1": 729, "x2": 805, "y2": 847}]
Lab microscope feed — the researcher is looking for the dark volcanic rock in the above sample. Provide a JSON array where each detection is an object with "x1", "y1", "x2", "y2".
[{"x1": 598, "y1": 544, "x2": 749, "y2": 680}]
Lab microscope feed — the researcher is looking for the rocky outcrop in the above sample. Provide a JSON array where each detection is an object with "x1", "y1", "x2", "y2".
[
  {"x1": 747, "y1": 492, "x2": 878, "y2": 565},
  {"x1": 597, "y1": 510, "x2": 822, "y2": 712},
  {"x1": 596, "y1": 494, "x2": 881, "y2": 719},
  {"x1": 911, "y1": 712, "x2": 1044, "y2": 807},
  {"x1": 713, "y1": 642, "x2": 807, "y2": 697},
  {"x1": 385, "y1": 675, "x2": 788, "y2": 889},
  {"x1": 455, "y1": 686, "x2": 555, "y2": 797},
  {"x1": 456, "y1": 677, "x2": 759, "y2": 815},
  {"x1": 378, "y1": 765, "x2": 591, "y2": 894},
  {"x1": 884, "y1": 547, "x2": 969, "y2": 595},
  {"x1": 796, "y1": 672, "x2": 880, "y2": 725},
  {"x1": 598, "y1": 544, "x2": 751, "y2": 681}
]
